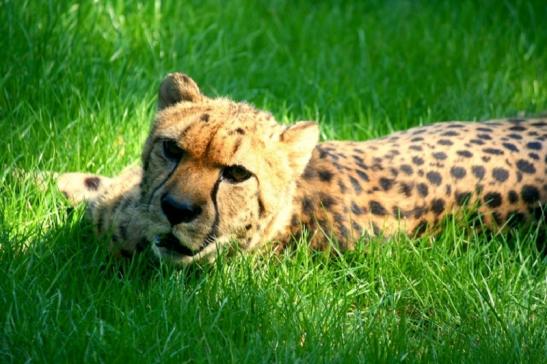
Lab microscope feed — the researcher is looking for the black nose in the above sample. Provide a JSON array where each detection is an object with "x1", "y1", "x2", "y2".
[{"x1": 161, "y1": 194, "x2": 202, "y2": 225}]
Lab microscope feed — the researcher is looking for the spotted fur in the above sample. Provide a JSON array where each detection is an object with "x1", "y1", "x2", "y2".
[{"x1": 58, "y1": 73, "x2": 547, "y2": 264}]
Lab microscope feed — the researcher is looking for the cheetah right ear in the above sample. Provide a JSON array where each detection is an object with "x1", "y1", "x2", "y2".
[
  {"x1": 280, "y1": 121, "x2": 320, "y2": 177},
  {"x1": 158, "y1": 72, "x2": 204, "y2": 109}
]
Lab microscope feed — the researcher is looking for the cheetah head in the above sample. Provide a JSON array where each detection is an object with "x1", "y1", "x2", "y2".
[{"x1": 141, "y1": 73, "x2": 319, "y2": 264}]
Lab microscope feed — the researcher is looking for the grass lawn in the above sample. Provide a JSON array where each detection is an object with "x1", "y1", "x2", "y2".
[{"x1": 1, "y1": 0, "x2": 546, "y2": 362}]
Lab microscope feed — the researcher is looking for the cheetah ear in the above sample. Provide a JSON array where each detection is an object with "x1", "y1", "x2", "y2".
[
  {"x1": 158, "y1": 72, "x2": 204, "y2": 109},
  {"x1": 280, "y1": 121, "x2": 320, "y2": 176}
]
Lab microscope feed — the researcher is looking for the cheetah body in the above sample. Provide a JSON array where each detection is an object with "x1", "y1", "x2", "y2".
[{"x1": 58, "y1": 73, "x2": 547, "y2": 264}]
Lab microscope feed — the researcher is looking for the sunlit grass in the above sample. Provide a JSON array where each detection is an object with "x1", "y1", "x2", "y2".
[{"x1": 1, "y1": 0, "x2": 546, "y2": 362}]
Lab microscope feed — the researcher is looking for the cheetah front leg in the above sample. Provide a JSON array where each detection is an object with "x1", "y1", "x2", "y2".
[{"x1": 57, "y1": 165, "x2": 150, "y2": 257}]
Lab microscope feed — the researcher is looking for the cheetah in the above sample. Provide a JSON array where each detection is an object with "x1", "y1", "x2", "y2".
[{"x1": 58, "y1": 73, "x2": 547, "y2": 264}]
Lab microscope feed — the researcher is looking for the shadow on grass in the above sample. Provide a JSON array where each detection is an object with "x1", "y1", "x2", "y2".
[{"x1": 0, "y1": 211, "x2": 211, "y2": 294}]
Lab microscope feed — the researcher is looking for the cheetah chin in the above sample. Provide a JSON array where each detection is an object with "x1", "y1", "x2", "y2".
[
  {"x1": 152, "y1": 234, "x2": 196, "y2": 257},
  {"x1": 57, "y1": 72, "x2": 546, "y2": 265}
]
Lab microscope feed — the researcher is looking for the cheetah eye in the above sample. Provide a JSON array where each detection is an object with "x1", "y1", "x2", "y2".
[
  {"x1": 222, "y1": 165, "x2": 252, "y2": 183},
  {"x1": 162, "y1": 139, "x2": 185, "y2": 162}
]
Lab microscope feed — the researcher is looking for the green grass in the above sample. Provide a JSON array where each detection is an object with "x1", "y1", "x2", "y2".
[{"x1": 1, "y1": 0, "x2": 546, "y2": 362}]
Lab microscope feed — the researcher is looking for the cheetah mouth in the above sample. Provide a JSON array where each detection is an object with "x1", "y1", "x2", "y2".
[{"x1": 153, "y1": 233, "x2": 197, "y2": 257}]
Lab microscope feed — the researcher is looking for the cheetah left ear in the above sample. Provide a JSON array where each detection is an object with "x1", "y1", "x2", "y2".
[
  {"x1": 158, "y1": 72, "x2": 204, "y2": 110},
  {"x1": 280, "y1": 121, "x2": 320, "y2": 177}
]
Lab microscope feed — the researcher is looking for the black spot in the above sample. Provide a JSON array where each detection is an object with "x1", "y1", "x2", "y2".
[
  {"x1": 521, "y1": 185, "x2": 540, "y2": 204},
  {"x1": 438, "y1": 139, "x2": 453, "y2": 146},
  {"x1": 318, "y1": 193, "x2": 336, "y2": 209},
  {"x1": 526, "y1": 141, "x2": 542, "y2": 150},
  {"x1": 412, "y1": 156, "x2": 424, "y2": 165},
  {"x1": 484, "y1": 192, "x2": 502, "y2": 208},
  {"x1": 492, "y1": 168, "x2": 509, "y2": 182},
  {"x1": 516, "y1": 159, "x2": 536, "y2": 174},
  {"x1": 483, "y1": 148, "x2": 504, "y2": 155},
  {"x1": 431, "y1": 199, "x2": 445, "y2": 215},
  {"x1": 413, "y1": 220, "x2": 428, "y2": 235},
  {"x1": 353, "y1": 154, "x2": 365, "y2": 164},
  {"x1": 456, "y1": 192, "x2": 472, "y2": 206},
  {"x1": 472, "y1": 166, "x2": 485, "y2": 180},
  {"x1": 200, "y1": 113, "x2": 210, "y2": 122},
  {"x1": 409, "y1": 145, "x2": 423, "y2": 151},
  {"x1": 302, "y1": 197, "x2": 313, "y2": 214},
  {"x1": 457, "y1": 150, "x2": 473, "y2": 158},
  {"x1": 351, "y1": 221, "x2": 363, "y2": 234},
  {"x1": 507, "y1": 133, "x2": 523, "y2": 140},
  {"x1": 507, "y1": 211, "x2": 526, "y2": 227},
  {"x1": 290, "y1": 214, "x2": 299, "y2": 227},
  {"x1": 477, "y1": 133, "x2": 492, "y2": 140},
  {"x1": 531, "y1": 121, "x2": 547, "y2": 127},
  {"x1": 528, "y1": 153, "x2": 539, "y2": 160},
  {"x1": 336, "y1": 219, "x2": 349, "y2": 239},
  {"x1": 481, "y1": 156, "x2": 491, "y2": 162},
  {"x1": 426, "y1": 171, "x2": 442, "y2": 186},
  {"x1": 502, "y1": 143, "x2": 518, "y2": 152},
  {"x1": 349, "y1": 176, "x2": 362, "y2": 194},
  {"x1": 509, "y1": 125, "x2": 526, "y2": 131},
  {"x1": 447, "y1": 123, "x2": 466, "y2": 128},
  {"x1": 531, "y1": 206, "x2": 544, "y2": 220},
  {"x1": 450, "y1": 166, "x2": 466, "y2": 179},
  {"x1": 302, "y1": 166, "x2": 316, "y2": 180},
  {"x1": 508, "y1": 190, "x2": 518, "y2": 204},
  {"x1": 432, "y1": 152, "x2": 447, "y2": 160},
  {"x1": 399, "y1": 182, "x2": 413, "y2": 197},
  {"x1": 411, "y1": 137, "x2": 424, "y2": 142},
  {"x1": 379, "y1": 177, "x2": 394, "y2": 191},
  {"x1": 477, "y1": 127, "x2": 493, "y2": 133},
  {"x1": 417, "y1": 183, "x2": 429, "y2": 197},
  {"x1": 412, "y1": 205, "x2": 428, "y2": 219},
  {"x1": 245, "y1": 223, "x2": 253, "y2": 231},
  {"x1": 369, "y1": 201, "x2": 387, "y2": 216},
  {"x1": 470, "y1": 139, "x2": 485, "y2": 145},
  {"x1": 84, "y1": 177, "x2": 101, "y2": 191},
  {"x1": 441, "y1": 131, "x2": 460, "y2": 137},
  {"x1": 445, "y1": 184, "x2": 452, "y2": 195},
  {"x1": 356, "y1": 169, "x2": 369, "y2": 181},
  {"x1": 332, "y1": 161, "x2": 343, "y2": 171},
  {"x1": 316, "y1": 219, "x2": 328, "y2": 232},
  {"x1": 371, "y1": 223, "x2": 382, "y2": 235},
  {"x1": 318, "y1": 148, "x2": 328, "y2": 159},
  {"x1": 235, "y1": 128, "x2": 245, "y2": 135},
  {"x1": 400, "y1": 164, "x2": 413, "y2": 175},
  {"x1": 492, "y1": 211, "x2": 503, "y2": 225},
  {"x1": 351, "y1": 202, "x2": 364, "y2": 215},
  {"x1": 338, "y1": 180, "x2": 347, "y2": 193},
  {"x1": 318, "y1": 170, "x2": 333, "y2": 182}
]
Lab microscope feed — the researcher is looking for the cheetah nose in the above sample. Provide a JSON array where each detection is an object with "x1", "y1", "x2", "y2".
[{"x1": 160, "y1": 193, "x2": 202, "y2": 225}]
